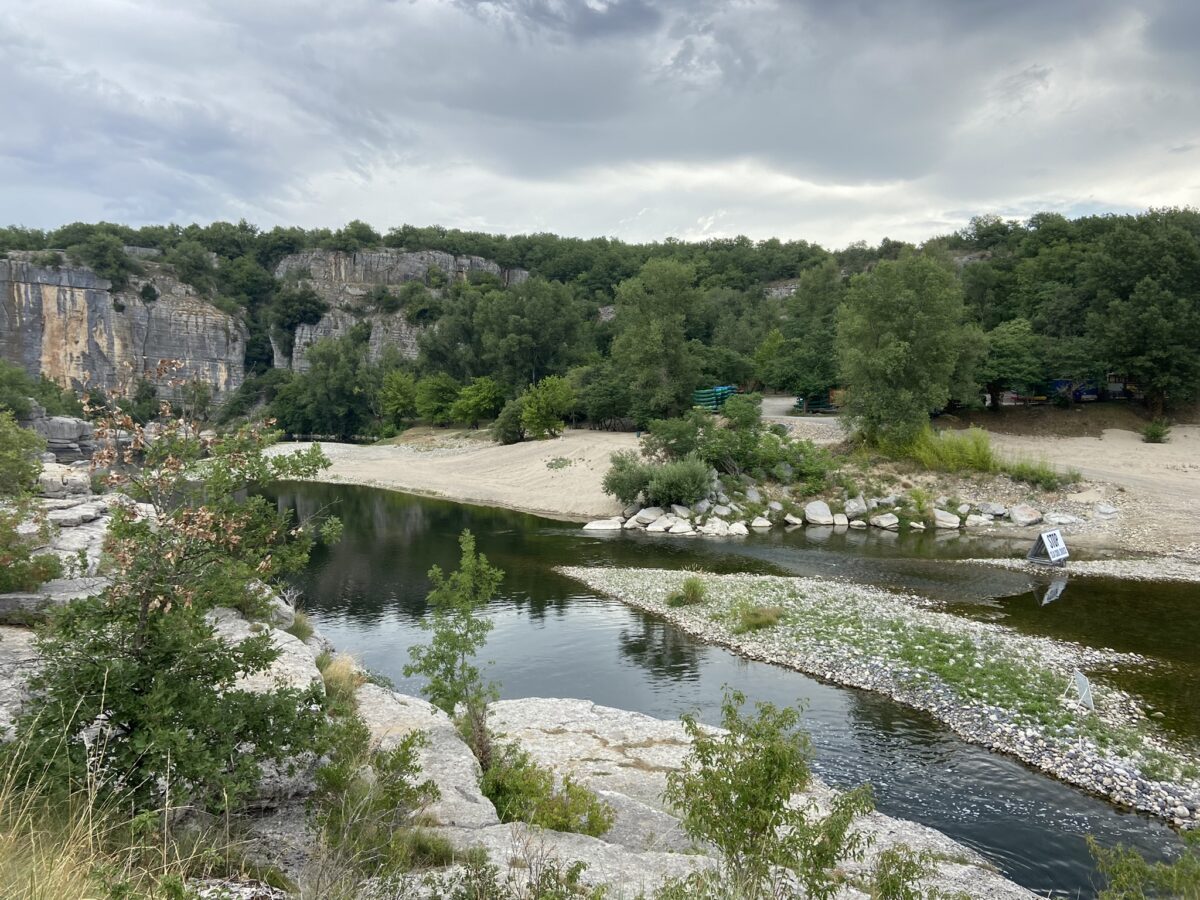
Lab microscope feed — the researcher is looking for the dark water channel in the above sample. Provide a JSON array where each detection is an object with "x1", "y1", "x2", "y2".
[{"x1": 274, "y1": 483, "x2": 1191, "y2": 898}]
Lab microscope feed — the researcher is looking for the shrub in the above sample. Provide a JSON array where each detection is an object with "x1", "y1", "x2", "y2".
[
  {"x1": 520, "y1": 375, "x2": 576, "y2": 439},
  {"x1": 0, "y1": 410, "x2": 44, "y2": 496},
  {"x1": 1142, "y1": 419, "x2": 1171, "y2": 444},
  {"x1": 601, "y1": 449, "x2": 652, "y2": 505},
  {"x1": 645, "y1": 454, "x2": 710, "y2": 507},
  {"x1": 664, "y1": 689, "x2": 872, "y2": 897},
  {"x1": 868, "y1": 845, "x2": 965, "y2": 900},
  {"x1": 310, "y1": 713, "x2": 443, "y2": 877},
  {"x1": 380, "y1": 370, "x2": 418, "y2": 424},
  {"x1": 9, "y1": 418, "x2": 334, "y2": 816},
  {"x1": 666, "y1": 576, "x2": 707, "y2": 607},
  {"x1": 450, "y1": 376, "x2": 505, "y2": 428},
  {"x1": 732, "y1": 604, "x2": 785, "y2": 634},
  {"x1": 481, "y1": 743, "x2": 614, "y2": 837},
  {"x1": 490, "y1": 397, "x2": 526, "y2": 445},
  {"x1": 1089, "y1": 831, "x2": 1200, "y2": 899}
]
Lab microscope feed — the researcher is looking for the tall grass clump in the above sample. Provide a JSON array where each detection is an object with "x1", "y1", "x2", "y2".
[
  {"x1": 666, "y1": 576, "x2": 707, "y2": 608},
  {"x1": 888, "y1": 426, "x2": 1077, "y2": 490}
]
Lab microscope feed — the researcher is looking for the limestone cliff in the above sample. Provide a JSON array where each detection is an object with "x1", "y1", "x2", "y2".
[
  {"x1": 273, "y1": 249, "x2": 528, "y2": 371},
  {"x1": 0, "y1": 253, "x2": 246, "y2": 397}
]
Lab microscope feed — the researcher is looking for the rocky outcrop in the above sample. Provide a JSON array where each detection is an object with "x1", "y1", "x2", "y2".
[
  {"x1": 272, "y1": 249, "x2": 529, "y2": 371},
  {"x1": 20, "y1": 400, "x2": 95, "y2": 461},
  {"x1": 0, "y1": 254, "x2": 246, "y2": 398}
]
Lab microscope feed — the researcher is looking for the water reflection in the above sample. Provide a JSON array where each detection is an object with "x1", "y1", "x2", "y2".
[{"x1": 273, "y1": 482, "x2": 1189, "y2": 898}]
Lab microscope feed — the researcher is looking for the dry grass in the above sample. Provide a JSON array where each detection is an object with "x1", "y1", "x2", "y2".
[{"x1": 317, "y1": 652, "x2": 367, "y2": 715}]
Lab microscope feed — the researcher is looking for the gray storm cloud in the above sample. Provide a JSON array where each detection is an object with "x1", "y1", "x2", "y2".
[{"x1": 0, "y1": 0, "x2": 1195, "y2": 245}]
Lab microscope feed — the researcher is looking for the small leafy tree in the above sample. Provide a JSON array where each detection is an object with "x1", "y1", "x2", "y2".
[
  {"x1": 450, "y1": 376, "x2": 505, "y2": 428},
  {"x1": 415, "y1": 373, "x2": 461, "y2": 426},
  {"x1": 664, "y1": 689, "x2": 873, "y2": 899},
  {"x1": 380, "y1": 369, "x2": 418, "y2": 425},
  {"x1": 520, "y1": 375, "x2": 575, "y2": 439},
  {"x1": 10, "y1": 411, "x2": 335, "y2": 814},
  {"x1": 404, "y1": 530, "x2": 503, "y2": 717}
]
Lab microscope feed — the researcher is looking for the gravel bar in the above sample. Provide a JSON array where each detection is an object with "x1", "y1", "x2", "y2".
[{"x1": 558, "y1": 565, "x2": 1200, "y2": 829}]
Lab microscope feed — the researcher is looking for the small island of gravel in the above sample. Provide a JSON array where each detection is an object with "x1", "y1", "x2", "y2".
[{"x1": 558, "y1": 565, "x2": 1200, "y2": 829}]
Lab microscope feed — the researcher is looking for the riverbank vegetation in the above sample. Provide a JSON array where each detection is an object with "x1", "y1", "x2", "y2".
[{"x1": 8, "y1": 208, "x2": 1197, "y2": 443}]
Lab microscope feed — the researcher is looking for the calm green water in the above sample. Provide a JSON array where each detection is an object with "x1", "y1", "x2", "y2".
[{"x1": 275, "y1": 483, "x2": 1191, "y2": 899}]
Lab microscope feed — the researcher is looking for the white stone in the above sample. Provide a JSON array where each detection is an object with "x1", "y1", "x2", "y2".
[
  {"x1": 909, "y1": 521, "x2": 926, "y2": 532},
  {"x1": 844, "y1": 496, "x2": 868, "y2": 519},
  {"x1": 645, "y1": 516, "x2": 674, "y2": 533},
  {"x1": 668, "y1": 521, "x2": 694, "y2": 535},
  {"x1": 1094, "y1": 503, "x2": 1118, "y2": 517},
  {"x1": 980, "y1": 502, "x2": 1008, "y2": 517},
  {"x1": 933, "y1": 509, "x2": 961, "y2": 530},
  {"x1": 965, "y1": 514, "x2": 991, "y2": 528},
  {"x1": 869, "y1": 513, "x2": 900, "y2": 530},
  {"x1": 728, "y1": 522, "x2": 750, "y2": 536},
  {"x1": 1008, "y1": 504, "x2": 1043, "y2": 527},
  {"x1": 784, "y1": 513, "x2": 803, "y2": 526},
  {"x1": 712, "y1": 504, "x2": 732, "y2": 517},
  {"x1": 957, "y1": 503, "x2": 971, "y2": 516},
  {"x1": 583, "y1": 518, "x2": 624, "y2": 531},
  {"x1": 1044, "y1": 513, "x2": 1080, "y2": 526},
  {"x1": 833, "y1": 513, "x2": 849, "y2": 527},
  {"x1": 635, "y1": 507, "x2": 664, "y2": 525},
  {"x1": 622, "y1": 517, "x2": 643, "y2": 530},
  {"x1": 750, "y1": 516, "x2": 772, "y2": 529},
  {"x1": 803, "y1": 500, "x2": 835, "y2": 526},
  {"x1": 670, "y1": 504, "x2": 692, "y2": 519},
  {"x1": 849, "y1": 519, "x2": 867, "y2": 529}
]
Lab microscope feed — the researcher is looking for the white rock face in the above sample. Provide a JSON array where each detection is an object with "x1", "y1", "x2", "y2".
[
  {"x1": 0, "y1": 627, "x2": 38, "y2": 738},
  {"x1": 206, "y1": 608, "x2": 322, "y2": 695},
  {"x1": 355, "y1": 684, "x2": 498, "y2": 829},
  {"x1": 645, "y1": 515, "x2": 674, "y2": 533},
  {"x1": 480, "y1": 699, "x2": 1037, "y2": 899},
  {"x1": 1008, "y1": 504, "x2": 1043, "y2": 527},
  {"x1": 933, "y1": 509, "x2": 961, "y2": 530},
  {"x1": 803, "y1": 500, "x2": 835, "y2": 526}
]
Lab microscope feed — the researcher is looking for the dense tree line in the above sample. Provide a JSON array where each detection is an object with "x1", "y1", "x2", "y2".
[{"x1": 3, "y1": 208, "x2": 1198, "y2": 440}]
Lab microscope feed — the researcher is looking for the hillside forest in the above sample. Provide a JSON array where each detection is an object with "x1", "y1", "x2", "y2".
[{"x1": 2, "y1": 208, "x2": 1198, "y2": 443}]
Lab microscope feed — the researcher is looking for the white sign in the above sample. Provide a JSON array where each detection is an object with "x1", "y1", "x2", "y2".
[
  {"x1": 1028, "y1": 529, "x2": 1069, "y2": 566},
  {"x1": 1069, "y1": 670, "x2": 1094, "y2": 710}
]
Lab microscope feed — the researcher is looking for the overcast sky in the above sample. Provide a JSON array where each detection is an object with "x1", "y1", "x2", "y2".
[{"x1": 1, "y1": 0, "x2": 1197, "y2": 247}]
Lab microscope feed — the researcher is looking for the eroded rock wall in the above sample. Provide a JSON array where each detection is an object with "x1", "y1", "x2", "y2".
[
  {"x1": 0, "y1": 254, "x2": 246, "y2": 397},
  {"x1": 273, "y1": 249, "x2": 529, "y2": 371}
]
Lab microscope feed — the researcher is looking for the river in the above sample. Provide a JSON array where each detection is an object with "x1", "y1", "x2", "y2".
[{"x1": 274, "y1": 482, "x2": 1190, "y2": 898}]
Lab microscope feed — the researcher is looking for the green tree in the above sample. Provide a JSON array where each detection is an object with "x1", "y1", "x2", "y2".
[
  {"x1": 610, "y1": 259, "x2": 701, "y2": 427},
  {"x1": 165, "y1": 240, "x2": 218, "y2": 293},
  {"x1": 664, "y1": 689, "x2": 872, "y2": 898},
  {"x1": 1092, "y1": 277, "x2": 1200, "y2": 416},
  {"x1": 837, "y1": 254, "x2": 969, "y2": 444},
  {"x1": 271, "y1": 326, "x2": 377, "y2": 438},
  {"x1": 415, "y1": 373, "x2": 461, "y2": 426},
  {"x1": 270, "y1": 284, "x2": 329, "y2": 361},
  {"x1": 450, "y1": 376, "x2": 505, "y2": 428},
  {"x1": 11, "y1": 418, "x2": 333, "y2": 813},
  {"x1": 980, "y1": 318, "x2": 1043, "y2": 410},
  {"x1": 68, "y1": 232, "x2": 141, "y2": 290},
  {"x1": 380, "y1": 369, "x2": 418, "y2": 424},
  {"x1": 520, "y1": 375, "x2": 575, "y2": 438},
  {"x1": 475, "y1": 279, "x2": 586, "y2": 388},
  {"x1": 403, "y1": 530, "x2": 503, "y2": 716},
  {"x1": 490, "y1": 397, "x2": 526, "y2": 445},
  {"x1": 0, "y1": 412, "x2": 61, "y2": 593}
]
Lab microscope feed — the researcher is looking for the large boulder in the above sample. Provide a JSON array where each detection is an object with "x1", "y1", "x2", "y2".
[
  {"x1": 583, "y1": 518, "x2": 624, "y2": 531},
  {"x1": 635, "y1": 507, "x2": 664, "y2": 526},
  {"x1": 803, "y1": 500, "x2": 834, "y2": 526},
  {"x1": 844, "y1": 496, "x2": 868, "y2": 520},
  {"x1": 933, "y1": 509, "x2": 961, "y2": 530},
  {"x1": 1008, "y1": 504, "x2": 1043, "y2": 527},
  {"x1": 869, "y1": 513, "x2": 900, "y2": 530}
]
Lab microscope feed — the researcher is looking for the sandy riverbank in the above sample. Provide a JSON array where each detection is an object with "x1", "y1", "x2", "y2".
[{"x1": 266, "y1": 429, "x2": 636, "y2": 522}]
